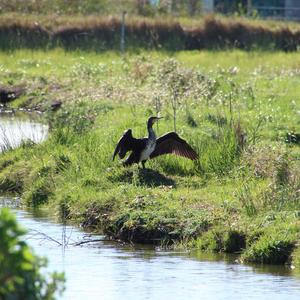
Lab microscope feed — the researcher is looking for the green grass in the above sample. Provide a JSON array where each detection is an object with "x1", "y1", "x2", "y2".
[{"x1": 0, "y1": 49, "x2": 299, "y2": 266}]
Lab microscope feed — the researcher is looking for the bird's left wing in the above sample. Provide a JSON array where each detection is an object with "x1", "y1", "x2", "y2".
[
  {"x1": 150, "y1": 132, "x2": 198, "y2": 160},
  {"x1": 113, "y1": 129, "x2": 134, "y2": 160}
]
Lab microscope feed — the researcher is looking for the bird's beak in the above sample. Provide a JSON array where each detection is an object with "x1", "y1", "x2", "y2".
[{"x1": 156, "y1": 116, "x2": 163, "y2": 120}]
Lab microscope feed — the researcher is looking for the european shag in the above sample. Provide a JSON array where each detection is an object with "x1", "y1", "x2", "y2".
[{"x1": 113, "y1": 116, "x2": 198, "y2": 168}]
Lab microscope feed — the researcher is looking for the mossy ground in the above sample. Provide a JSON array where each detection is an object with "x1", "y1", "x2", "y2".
[{"x1": 0, "y1": 49, "x2": 299, "y2": 266}]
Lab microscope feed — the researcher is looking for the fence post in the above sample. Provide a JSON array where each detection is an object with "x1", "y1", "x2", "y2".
[
  {"x1": 121, "y1": 11, "x2": 126, "y2": 55},
  {"x1": 247, "y1": 0, "x2": 252, "y2": 16}
]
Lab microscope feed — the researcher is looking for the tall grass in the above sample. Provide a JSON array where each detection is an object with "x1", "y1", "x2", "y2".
[
  {"x1": 1, "y1": 14, "x2": 300, "y2": 51},
  {"x1": 185, "y1": 16, "x2": 300, "y2": 51},
  {"x1": 193, "y1": 125, "x2": 240, "y2": 177}
]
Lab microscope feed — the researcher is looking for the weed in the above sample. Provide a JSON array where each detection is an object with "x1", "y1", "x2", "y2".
[
  {"x1": 235, "y1": 181, "x2": 257, "y2": 216},
  {"x1": 194, "y1": 125, "x2": 240, "y2": 177}
]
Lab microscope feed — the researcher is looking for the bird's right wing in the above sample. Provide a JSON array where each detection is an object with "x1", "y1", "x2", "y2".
[{"x1": 150, "y1": 132, "x2": 198, "y2": 160}]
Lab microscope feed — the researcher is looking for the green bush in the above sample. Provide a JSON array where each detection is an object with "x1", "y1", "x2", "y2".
[
  {"x1": 241, "y1": 228, "x2": 296, "y2": 264},
  {"x1": 0, "y1": 208, "x2": 65, "y2": 299}
]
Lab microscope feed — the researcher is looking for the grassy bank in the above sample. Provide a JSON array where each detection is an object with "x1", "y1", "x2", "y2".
[
  {"x1": 1, "y1": 14, "x2": 300, "y2": 51},
  {"x1": 0, "y1": 49, "x2": 299, "y2": 266}
]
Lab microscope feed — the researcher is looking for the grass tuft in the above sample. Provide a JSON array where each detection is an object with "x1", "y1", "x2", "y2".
[{"x1": 242, "y1": 228, "x2": 297, "y2": 264}]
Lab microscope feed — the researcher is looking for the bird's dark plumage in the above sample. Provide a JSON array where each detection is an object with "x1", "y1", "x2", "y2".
[
  {"x1": 113, "y1": 117, "x2": 198, "y2": 168},
  {"x1": 113, "y1": 129, "x2": 147, "y2": 162},
  {"x1": 113, "y1": 129, "x2": 133, "y2": 160},
  {"x1": 150, "y1": 132, "x2": 198, "y2": 160}
]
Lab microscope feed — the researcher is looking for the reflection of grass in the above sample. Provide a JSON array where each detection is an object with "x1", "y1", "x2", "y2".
[
  {"x1": 0, "y1": 117, "x2": 48, "y2": 152},
  {"x1": 0, "y1": 125, "x2": 13, "y2": 152},
  {"x1": 0, "y1": 50, "x2": 299, "y2": 266}
]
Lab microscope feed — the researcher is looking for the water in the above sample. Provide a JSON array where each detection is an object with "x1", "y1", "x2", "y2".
[
  {"x1": 1, "y1": 113, "x2": 300, "y2": 300},
  {"x1": 12, "y1": 208, "x2": 300, "y2": 300},
  {"x1": 0, "y1": 112, "x2": 48, "y2": 151}
]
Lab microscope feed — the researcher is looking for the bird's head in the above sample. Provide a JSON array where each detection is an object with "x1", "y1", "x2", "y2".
[{"x1": 147, "y1": 116, "x2": 163, "y2": 128}]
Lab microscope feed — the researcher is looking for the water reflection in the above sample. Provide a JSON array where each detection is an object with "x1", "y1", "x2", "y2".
[
  {"x1": 11, "y1": 208, "x2": 300, "y2": 300},
  {"x1": 0, "y1": 112, "x2": 48, "y2": 151}
]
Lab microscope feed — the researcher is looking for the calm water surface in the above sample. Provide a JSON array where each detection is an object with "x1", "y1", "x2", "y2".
[
  {"x1": 1, "y1": 113, "x2": 300, "y2": 300},
  {"x1": 12, "y1": 208, "x2": 300, "y2": 300},
  {"x1": 0, "y1": 112, "x2": 48, "y2": 150}
]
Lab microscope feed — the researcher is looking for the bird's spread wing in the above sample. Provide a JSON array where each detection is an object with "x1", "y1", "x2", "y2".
[
  {"x1": 113, "y1": 129, "x2": 148, "y2": 162},
  {"x1": 150, "y1": 132, "x2": 198, "y2": 160},
  {"x1": 113, "y1": 129, "x2": 134, "y2": 160}
]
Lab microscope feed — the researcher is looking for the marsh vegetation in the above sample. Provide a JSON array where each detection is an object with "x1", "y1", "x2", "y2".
[{"x1": 0, "y1": 48, "x2": 299, "y2": 266}]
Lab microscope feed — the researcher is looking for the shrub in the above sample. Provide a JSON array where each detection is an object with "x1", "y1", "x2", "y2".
[{"x1": 0, "y1": 208, "x2": 65, "y2": 299}]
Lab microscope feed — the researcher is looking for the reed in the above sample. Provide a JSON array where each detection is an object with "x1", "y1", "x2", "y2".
[
  {"x1": 1, "y1": 14, "x2": 300, "y2": 51},
  {"x1": 185, "y1": 16, "x2": 300, "y2": 51}
]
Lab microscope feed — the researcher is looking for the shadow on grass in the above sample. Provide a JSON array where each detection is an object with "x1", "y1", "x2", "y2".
[
  {"x1": 108, "y1": 167, "x2": 176, "y2": 187},
  {"x1": 137, "y1": 168, "x2": 175, "y2": 187}
]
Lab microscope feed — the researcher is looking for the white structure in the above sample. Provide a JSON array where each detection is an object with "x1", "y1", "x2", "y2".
[
  {"x1": 202, "y1": 0, "x2": 300, "y2": 21},
  {"x1": 285, "y1": 0, "x2": 300, "y2": 20},
  {"x1": 202, "y1": 0, "x2": 214, "y2": 13}
]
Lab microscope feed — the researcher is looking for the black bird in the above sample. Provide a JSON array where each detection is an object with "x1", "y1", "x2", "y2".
[{"x1": 113, "y1": 116, "x2": 198, "y2": 169}]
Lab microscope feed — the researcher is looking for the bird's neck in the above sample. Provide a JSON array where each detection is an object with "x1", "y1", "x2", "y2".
[{"x1": 147, "y1": 125, "x2": 156, "y2": 141}]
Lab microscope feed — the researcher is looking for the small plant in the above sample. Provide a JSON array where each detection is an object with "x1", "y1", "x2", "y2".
[
  {"x1": 248, "y1": 115, "x2": 266, "y2": 145},
  {"x1": 235, "y1": 181, "x2": 257, "y2": 216},
  {"x1": 274, "y1": 153, "x2": 290, "y2": 186},
  {"x1": 194, "y1": 125, "x2": 240, "y2": 177},
  {"x1": 154, "y1": 59, "x2": 211, "y2": 132},
  {"x1": 157, "y1": 59, "x2": 184, "y2": 132},
  {"x1": 0, "y1": 208, "x2": 65, "y2": 299}
]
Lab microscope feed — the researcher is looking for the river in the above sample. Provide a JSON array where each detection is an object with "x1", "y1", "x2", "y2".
[{"x1": 1, "y1": 112, "x2": 300, "y2": 300}]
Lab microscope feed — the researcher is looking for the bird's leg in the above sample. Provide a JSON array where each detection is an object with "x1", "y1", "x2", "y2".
[{"x1": 142, "y1": 161, "x2": 146, "y2": 169}]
